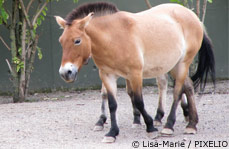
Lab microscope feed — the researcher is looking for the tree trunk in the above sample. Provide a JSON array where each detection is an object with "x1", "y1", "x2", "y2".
[
  {"x1": 10, "y1": 0, "x2": 26, "y2": 103},
  {"x1": 10, "y1": 0, "x2": 20, "y2": 103},
  {"x1": 196, "y1": 0, "x2": 200, "y2": 17},
  {"x1": 144, "y1": 0, "x2": 152, "y2": 8},
  {"x1": 25, "y1": 35, "x2": 39, "y2": 96},
  {"x1": 202, "y1": 0, "x2": 208, "y2": 23},
  {"x1": 18, "y1": 10, "x2": 27, "y2": 102}
]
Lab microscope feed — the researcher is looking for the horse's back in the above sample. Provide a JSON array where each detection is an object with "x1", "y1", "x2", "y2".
[
  {"x1": 126, "y1": 4, "x2": 203, "y2": 78},
  {"x1": 134, "y1": 3, "x2": 203, "y2": 51}
]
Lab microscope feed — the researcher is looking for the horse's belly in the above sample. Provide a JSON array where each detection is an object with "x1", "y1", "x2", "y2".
[
  {"x1": 143, "y1": 63, "x2": 176, "y2": 79},
  {"x1": 143, "y1": 66, "x2": 165, "y2": 78},
  {"x1": 143, "y1": 66, "x2": 171, "y2": 78},
  {"x1": 142, "y1": 51, "x2": 182, "y2": 78}
]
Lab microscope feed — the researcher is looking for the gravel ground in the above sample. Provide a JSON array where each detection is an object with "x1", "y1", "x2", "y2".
[{"x1": 0, "y1": 80, "x2": 228, "y2": 149}]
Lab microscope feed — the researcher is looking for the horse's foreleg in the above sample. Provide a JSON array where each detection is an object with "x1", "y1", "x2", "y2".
[
  {"x1": 99, "y1": 72, "x2": 119, "y2": 143},
  {"x1": 126, "y1": 80, "x2": 141, "y2": 128},
  {"x1": 154, "y1": 74, "x2": 168, "y2": 126},
  {"x1": 94, "y1": 83, "x2": 107, "y2": 131},
  {"x1": 183, "y1": 77, "x2": 198, "y2": 134},
  {"x1": 129, "y1": 74, "x2": 158, "y2": 135}
]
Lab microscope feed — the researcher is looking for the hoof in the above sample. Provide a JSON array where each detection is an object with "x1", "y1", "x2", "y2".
[
  {"x1": 184, "y1": 127, "x2": 197, "y2": 134},
  {"x1": 154, "y1": 120, "x2": 162, "y2": 126},
  {"x1": 93, "y1": 125, "x2": 104, "y2": 131},
  {"x1": 147, "y1": 131, "x2": 158, "y2": 139},
  {"x1": 161, "y1": 128, "x2": 174, "y2": 135},
  {"x1": 102, "y1": 136, "x2": 116, "y2": 143},
  {"x1": 132, "y1": 123, "x2": 142, "y2": 129}
]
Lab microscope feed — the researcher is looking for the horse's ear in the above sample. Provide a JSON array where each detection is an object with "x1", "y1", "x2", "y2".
[
  {"x1": 55, "y1": 16, "x2": 66, "y2": 29},
  {"x1": 79, "y1": 12, "x2": 94, "y2": 30}
]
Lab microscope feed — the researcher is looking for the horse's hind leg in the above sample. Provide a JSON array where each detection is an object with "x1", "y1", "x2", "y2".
[
  {"x1": 161, "y1": 63, "x2": 189, "y2": 135},
  {"x1": 94, "y1": 83, "x2": 107, "y2": 131},
  {"x1": 154, "y1": 74, "x2": 189, "y2": 126},
  {"x1": 183, "y1": 77, "x2": 198, "y2": 134},
  {"x1": 126, "y1": 80, "x2": 141, "y2": 128},
  {"x1": 154, "y1": 74, "x2": 168, "y2": 126}
]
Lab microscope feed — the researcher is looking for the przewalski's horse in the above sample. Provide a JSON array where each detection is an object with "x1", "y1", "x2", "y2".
[{"x1": 55, "y1": 2, "x2": 215, "y2": 143}]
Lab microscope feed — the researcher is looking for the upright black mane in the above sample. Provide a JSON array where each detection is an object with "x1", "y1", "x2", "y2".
[{"x1": 65, "y1": 2, "x2": 119, "y2": 25}]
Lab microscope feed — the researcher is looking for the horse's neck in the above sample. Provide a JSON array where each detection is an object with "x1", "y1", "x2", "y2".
[{"x1": 86, "y1": 17, "x2": 110, "y2": 54}]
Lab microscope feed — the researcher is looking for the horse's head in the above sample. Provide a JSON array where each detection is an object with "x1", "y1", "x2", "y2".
[{"x1": 55, "y1": 13, "x2": 94, "y2": 83}]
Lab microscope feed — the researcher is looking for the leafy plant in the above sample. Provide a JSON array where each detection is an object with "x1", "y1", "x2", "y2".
[{"x1": 0, "y1": 0, "x2": 77, "y2": 102}]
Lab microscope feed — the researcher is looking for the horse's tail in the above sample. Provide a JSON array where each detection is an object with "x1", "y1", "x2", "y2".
[{"x1": 191, "y1": 32, "x2": 216, "y2": 92}]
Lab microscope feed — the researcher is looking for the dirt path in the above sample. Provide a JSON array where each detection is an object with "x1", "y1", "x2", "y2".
[{"x1": 0, "y1": 80, "x2": 228, "y2": 149}]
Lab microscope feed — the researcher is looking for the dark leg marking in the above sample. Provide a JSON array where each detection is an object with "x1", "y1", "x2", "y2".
[
  {"x1": 132, "y1": 105, "x2": 141, "y2": 125},
  {"x1": 94, "y1": 93, "x2": 107, "y2": 130},
  {"x1": 105, "y1": 92, "x2": 119, "y2": 138},
  {"x1": 155, "y1": 108, "x2": 165, "y2": 123},
  {"x1": 126, "y1": 80, "x2": 141, "y2": 125},
  {"x1": 133, "y1": 93, "x2": 157, "y2": 132},
  {"x1": 164, "y1": 89, "x2": 183, "y2": 131},
  {"x1": 164, "y1": 102, "x2": 178, "y2": 131},
  {"x1": 94, "y1": 92, "x2": 107, "y2": 131},
  {"x1": 95, "y1": 115, "x2": 107, "y2": 127},
  {"x1": 183, "y1": 78, "x2": 198, "y2": 132},
  {"x1": 128, "y1": 90, "x2": 141, "y2": 125}
]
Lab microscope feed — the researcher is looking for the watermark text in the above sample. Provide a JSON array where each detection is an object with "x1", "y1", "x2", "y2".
[{"x1": 132, "y1": 140, "x2": 228, "y2": 148}]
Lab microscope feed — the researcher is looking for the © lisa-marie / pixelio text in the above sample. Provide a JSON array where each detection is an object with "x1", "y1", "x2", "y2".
[{"x1": 132, "y1": 140, "x2": 228, "y2": 148}]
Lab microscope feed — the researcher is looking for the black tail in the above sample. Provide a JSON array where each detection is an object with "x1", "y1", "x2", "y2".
[{"x1": 191, "y1": 33, "x2": 216, "y2": 92}]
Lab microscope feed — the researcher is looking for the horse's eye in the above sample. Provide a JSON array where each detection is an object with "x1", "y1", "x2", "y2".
[{"x1": 74, "y1": 38, "x2": 81, "y2": 45}]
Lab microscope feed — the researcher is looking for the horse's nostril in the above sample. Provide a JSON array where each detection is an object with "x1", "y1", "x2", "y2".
[{"x1": 67, "y1": 70, "x2": 72, "y2": 75}]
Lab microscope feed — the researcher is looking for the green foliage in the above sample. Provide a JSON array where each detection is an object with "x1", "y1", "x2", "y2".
[
  {"x1": 37, "y1": 46, "x2": 43, "y2": 60},
  {"x1": 170, "y1": 0, "x2": 183, "y2": 5},
  {"x1": 12, "y1": 57, "x2": 20, "y2": 65},
  {"x1": 36, "y1": 6, "x2": 47, "y2": 27},
  {"x1": 12, "y1": 57, "x2": 24, "y2": 72},
  {"x1": 18, "y1": 47, "x2": 22, "y2": 56},
  {"x1": 17, "y1": 61, "x2": 24, "y2": 72},
  {"x1": 0, "y1": 0, "x2": 9, "y2": 24},
  {"x1": 42, "y1": 9, "x2": 47, "y2": 16},
  {"x1": 170, "y1": 0, "x2": 213, "y2": 5}
]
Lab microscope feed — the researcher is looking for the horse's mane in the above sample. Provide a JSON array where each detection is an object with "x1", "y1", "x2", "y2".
[{"x1": 65, "y1": 2, "x2": 119, "y2": 25}]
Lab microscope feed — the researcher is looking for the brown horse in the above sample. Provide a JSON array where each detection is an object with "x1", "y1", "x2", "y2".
[{"x1": 55, "y1": 2, "x2": 215, "y2": 143}]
